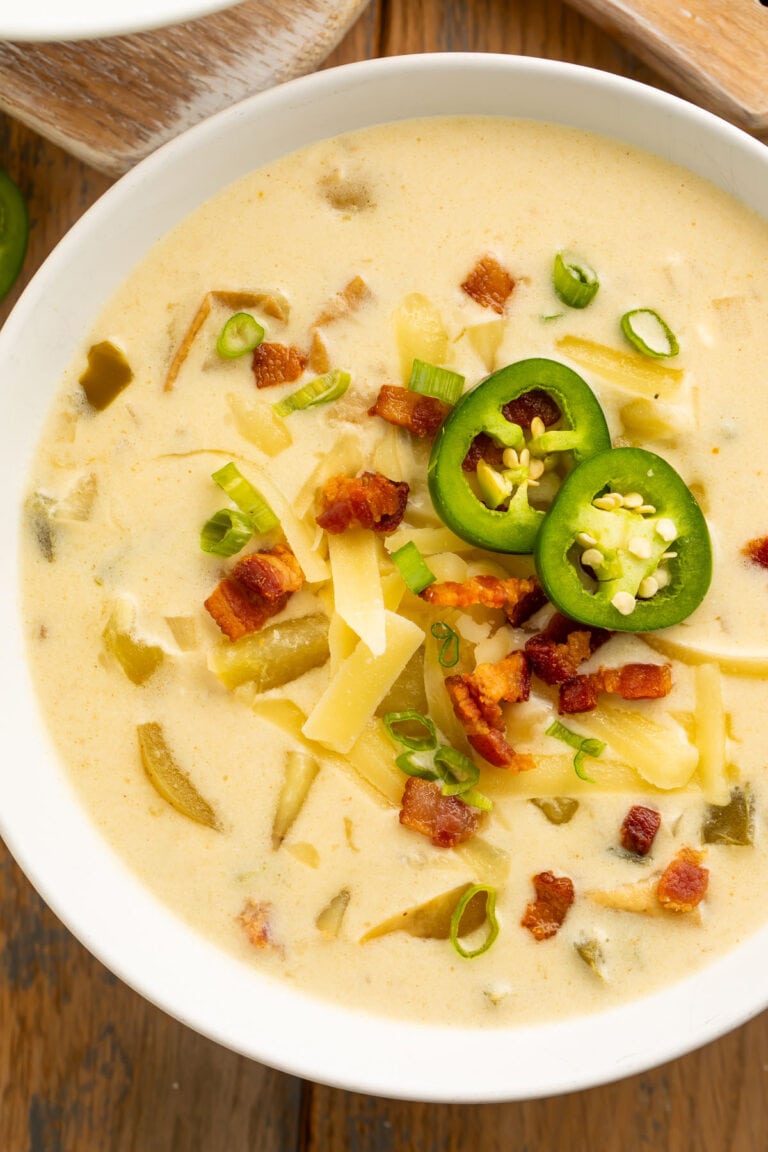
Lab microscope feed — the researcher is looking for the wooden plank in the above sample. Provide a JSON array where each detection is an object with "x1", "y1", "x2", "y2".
[
  {"x1": 0, "y1": 0, "x2": 369, "y2": 177},
  {"x1": 562, "y1": 0, "x2": 768, "y2": 136}
]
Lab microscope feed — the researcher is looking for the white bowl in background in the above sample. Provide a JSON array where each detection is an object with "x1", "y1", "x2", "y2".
[
  {"x1": 0, "y1": 0, "x2": 240, "y2": 42},
  {"x1": 2, "y1": 54, "x2": 768, "y2": 1102}
]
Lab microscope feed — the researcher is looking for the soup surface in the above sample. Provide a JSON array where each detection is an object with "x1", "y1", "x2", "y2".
[{"x1": 21, "y1": 117, "x2": 768, "y2": 1026}]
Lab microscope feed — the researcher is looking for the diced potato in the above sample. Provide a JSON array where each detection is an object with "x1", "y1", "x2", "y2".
[
  {"x1": 702, "y1": 786, "x2": 754, "y2": 846},
  {"x1": 102, "y1": 598, "x2": 165, "y2": 685},
  {"x1": 137, "y1": 722, "x2": 219, "y2": 830},
  {"x1": 345, "y1": 719, "x2": 406, "y2": 805},
  {"x1": 361, "y1": 882, "x2": 483, "y2": 942},
  {"x1": 302, "y1": 611, "x2": 425, "y2": 753},
  {"x1": 692, "y1": 663, "x2": 730, "y2": 805},
  {"x1": 588, "y1": 877, "x2": 660, "y2": 916},
  {"x1": 227, "y1": 392, "x2": 292, "y2": 457},
  {"x1": 464, "y1": 318, "x2": 505, "y2": 371},
  {"x1": 574, "y1": 703, "x2": 698, "y2": 791},
  {"x1": 54, "y1": 472, "x2": 98, "y2": 521},
  {"x1": 316, "y1": 889, "x2": 351, "y2": 938},
  {"x1": 394, "y1": 292, "x2": 451, "y2": 384},
  {"x1": 454, "y1": 838, "x2": 510, "y2": 886},
  {"x1": 619, "y1": 396, "x2": 692, "y2": 444},
  {"x1": 530, "y1": 796, "x2": 579, "y2": 825},
  {"x1": 208, "y1": 613, "x2": 330, "y2": 692},
  {"x1": 555, "y1": 334, "x2": 684, "y2": 399},
  {"x1": 272, "y1": 749, "x2": 320, "y2": 848}
]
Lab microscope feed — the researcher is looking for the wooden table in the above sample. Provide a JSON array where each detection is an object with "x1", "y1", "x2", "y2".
[{"x1": 2, "y1": 2, "x2": 767, "y2": 1146}]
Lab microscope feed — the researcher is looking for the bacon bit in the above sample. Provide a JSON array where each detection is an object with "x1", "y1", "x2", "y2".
[
  {"x1": 521, "y1": 871, "x2": 575, "y2": 940},
  {"x1": 502, "y1": 388, "x2": 562, "y2": 429},
  {"x1": 237, "y1": 899, "x2": 282, "y2": 951},
  {"x1": 204, "y1": 542, "x2": 302, "y2": 640},
  {"x1": 445, "y1": 653, "x2": 535, "y2": 770},
  {"x1": 315, "y1": 275, "x2": 372, "y2": 325},
  {"x1": 368, "y1": 385, "x2": 452, "y2": 439},
  {"x1": 232, "y1": 542, "x2": 304, "y2": 601},
  {"x1": 315, "y1": 471, "x2": 409, "y2": 535},
  {"x1": 620, "y1": 805, "x2": 661, "y2": 857},
  {"x1": 744, "y1": 536, "x2": 768, "y2": 569},
  {"x1": 422, "y1": 573, "x2": 546, "y2": 626},
  {"x1": 525, "y1": 613, "x2": 611, "y2": 685},
  {"x1": 399, "y1": 777, "x2": 480, "y2": 847},
  {"x1": 461, "y1": 432, "x2": 505, "y2": 472},
  {"x1": 163, "y1": 288, "x2": 289, "y2": 391},
  {"x1": 461, "y1": 255, "x2": 515, "y2": 314},
  {"x1": 252, "y1": 342, "x2": 307, "y2": 389},
  {"x1": 559, "y1": 662, "x2": 673, "y2": 714},
  {"x1": 656, "y1": 847, "x2": 709, "y2": 912}
]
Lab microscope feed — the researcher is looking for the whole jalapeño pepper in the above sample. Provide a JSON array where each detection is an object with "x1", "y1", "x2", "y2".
[
  {"x1": 534, "y1": 446, "x2": 712, "y2": 631},
  {"x1": 427, "y1": 358, "x2": 610, "y2": 553}
]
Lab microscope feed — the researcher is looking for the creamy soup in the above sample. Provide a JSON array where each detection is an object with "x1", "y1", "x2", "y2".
[{"x1": 21, "y1": 117, "x2": 768, "y2": 1027}]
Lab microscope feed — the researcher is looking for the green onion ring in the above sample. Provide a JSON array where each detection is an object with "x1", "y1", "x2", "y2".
[
  {"x1": 546, "y1": 720, "x2": 606, "y2": 784},
  {"x1": 211, "y1": 462, "x2": 279, "y2": 535},
  {"x1": 200, "y1": 508, "x2": 254, "y2": 556},
  {"x1": 384, "y1": 710, "x2": 438, "y2": 752},
  {"x1": 395, "y1": 749, "x2": 439, "y2": 781},
  {"x1": 273, "y1": 369, "x2": 351, "y2": 417},
  {"x1": 449, "y1": 884, "x2": 499, "y2": 959},
  {"x1": 216, "y1": 312, "x2": 264, "y2": 359},
  {"x1": 553, "y1": 252, "x2": 599, "y2": 309},
  {"x1": 430, "y1": 621, "x2": 460, "y2": 667},
  {"x1": 408, "y1": 358, "x2": 465, "y2": 405},
  {"x1": 620, "y1": 308, "x2": 679, "y2": 359},
  {"x1": 390, "y1": 541, "x2": 436, "y2": 594},
  {"x1": 433, "y1": 744, "x2": 479, "y2": 795}
]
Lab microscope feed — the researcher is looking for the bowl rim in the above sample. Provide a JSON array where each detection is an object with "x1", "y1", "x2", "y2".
[
  {"x1": 3, "y1": 52, "x2": 768, "y2": 1103},
  {"x1": 0, "y1": 0, "x2": 239, "y2": 42}
]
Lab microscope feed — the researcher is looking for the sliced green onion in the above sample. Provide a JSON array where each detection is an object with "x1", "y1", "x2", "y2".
[
  {"x1": 620, "y1": 308, "x2": 679, "y2": 359},
  {"x1": 273, "y1": 369, "x2": 351, "y2": 417},
  {"x1": 216, "y1": 312, "x2": 264, "y2": 359},
  {"x1": 200, "y1": 508, "x2": 254, "y2": 556},
  {"x1": 408, "y1": 358, "x2": 465, "y2": 405},
  {"x1": 383, "y1": 710, "x2": 437, "y2": 752},
  {"x1": 211, "y1": 462, "x2": 279, "y2": 534},
  {"x1": 449, "y1": 884, "x2": 499, "y2": 959},
  {"x1": 540, "y1": 313, "x2": 564, "y2": 323},
  {"x1": 433, "y1": 745, "x2": 479, "y2": 796},
  {"x1": 546, "y1": 719, "x2": 606, "y2": 784},
  {"x1": 430, "y1": 621, "x2": 460, "y2": 668},
  {"x1": 395, "y1": 749, "x2": 439, "y2": 781},
  {"x1": 391, "y1": 541, "x2": 436, "y2": 594},
  {"x1": 460, "y1": 787, "x2": 493, "y2": 812},
  {"x1": 553, "y1": 252, "x2": 600, "y2": 309}
]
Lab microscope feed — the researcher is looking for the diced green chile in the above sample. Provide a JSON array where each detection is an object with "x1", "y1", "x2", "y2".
[
  {"x1": 702, "y1": 786, "x2": 754, "y2": 846},
  {"x1": 428, "y1": 358, "x2": 610, "y2": 553},
  {"x1": 535, "y1": 447, "x2": 711, "y2": 631}
]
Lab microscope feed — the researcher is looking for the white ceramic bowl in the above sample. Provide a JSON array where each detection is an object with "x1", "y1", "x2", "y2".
[
  {"x1": 0, "y1": 0, "x2": 239, "y2": 41},
  {"x1": 2, "y1": 54, "x2": 768, "y2": 1103}
]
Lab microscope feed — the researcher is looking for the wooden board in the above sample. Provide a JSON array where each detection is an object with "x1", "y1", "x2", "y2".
[
  {"x1": 562, "y1": 0, "x2": 768, "y2": 137},
  {"x1": 0, "y1": 0, "x2": 370, "y2": 177}
]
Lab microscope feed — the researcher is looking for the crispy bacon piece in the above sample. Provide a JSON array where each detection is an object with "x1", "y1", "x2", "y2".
[
  {"x1": 237, "y1": 899, "x2": 282, "y2": 952},
  {"x1": 620, "y1": 804, "x2": 661, "y2": 857},
  {"x1": 252, "y1": 341, "x2": 307, "y2": 389},
  {"x1": 205, "y1": 542, "x2": 303, "y2": 640},
  {"x1": 368, "y1": 385, "x2": 451, "y2": 439},
  {"x1": 744, "y1": 536, "x2": 768, "y2": 569},
  {"x1": 399, "y1": 776, "x2": 480, "y2": 847},
  {"x1": 232, "y1": 542, "x2": 303, "y2": 601},
  {"x1": 422, "y1": 573, "x2": 547, "y2": 627},
  {"x1": 316, "y1": 471, "x2": 409, "y2": 535},
  {"x1": 525, "y1": 613, "x2": 611, "y2": 685},
  {"x1": 521, "y1": 871, "x2": 575, "y2": 940},
  {"x1": 559, "y1": 662, "x2": 673, "y2": 714},
  {"x1": 502, "y1": 388, "x2": 562, "y2": 429},
  {"x1": 461, "y1": 431, "x2": 505, "y2": 472},
  {"x1": 656, "y1": 847, "x2": 709, "y2": 912},
  {"x1": 461, "y1": 254, "x2": 516, "y2": 314},
  {"x1": 445, "y1": 653, "x2": 535, "y2": 770}
]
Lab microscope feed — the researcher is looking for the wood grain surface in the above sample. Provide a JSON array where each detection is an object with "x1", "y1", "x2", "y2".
[{"x1": 2, "y1": 2, "x2": 768, "y2": 1148}]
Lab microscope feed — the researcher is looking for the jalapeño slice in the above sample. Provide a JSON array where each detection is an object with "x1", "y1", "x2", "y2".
[
  {"x1": 0, "y1": 168, "x2": 28, "y2": 301},
  {"x1": 534, "y1": 446, "x2": 711, "y2": 631},
  {"x1": 427, "y1": 358, "x2": 610, "y2": 553}
]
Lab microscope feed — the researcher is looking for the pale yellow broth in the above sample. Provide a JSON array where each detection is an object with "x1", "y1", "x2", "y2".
[{"x1": 21, "y1": 117, "x2": 768, "y2": 1026}]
